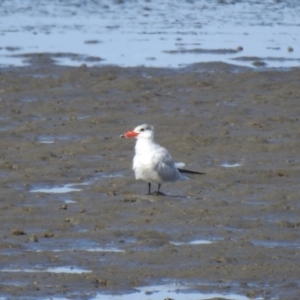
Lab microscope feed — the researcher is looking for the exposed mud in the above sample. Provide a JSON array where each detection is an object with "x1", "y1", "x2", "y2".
[{"x1": 0, "y1": 58, "x2": 300, "y2": 299}]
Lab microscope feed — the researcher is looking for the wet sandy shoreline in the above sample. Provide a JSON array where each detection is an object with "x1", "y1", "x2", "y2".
[{"x1": 0, "y1": 59, "x2": 300, "y2": 299}]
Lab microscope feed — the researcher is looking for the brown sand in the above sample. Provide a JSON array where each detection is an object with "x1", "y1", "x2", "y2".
[{"x1": 0, "y1": 58, "x2": 300, "y2": 299}]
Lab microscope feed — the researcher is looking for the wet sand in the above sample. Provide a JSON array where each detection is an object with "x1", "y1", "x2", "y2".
[{"x1": 0, "y1": 58, "x2": 300, "y2": 299}]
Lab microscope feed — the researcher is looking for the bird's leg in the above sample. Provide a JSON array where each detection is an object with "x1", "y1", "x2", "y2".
[
  {"x1": 156, "y1": 183, "x2": 161, "y2": 196},
  {"x1": 148, "y1": 182, "x2": 151, "y2": 194}
]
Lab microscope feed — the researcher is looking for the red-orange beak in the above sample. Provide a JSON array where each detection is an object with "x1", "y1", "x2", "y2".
[{"x1": 120, "y1": 130, "x2": 139, "y2": 138}]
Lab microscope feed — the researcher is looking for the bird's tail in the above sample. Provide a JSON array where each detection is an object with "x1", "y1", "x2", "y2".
[{"x1": 177, "y1": 168, "x2": 206, "y2": 175}]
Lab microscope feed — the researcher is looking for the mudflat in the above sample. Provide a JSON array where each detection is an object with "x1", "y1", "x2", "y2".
[{"x1": 0, "y1": 59, "x2": 299, "y2": 299}]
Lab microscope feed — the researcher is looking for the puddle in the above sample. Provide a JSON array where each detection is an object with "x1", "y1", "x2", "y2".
[
  {"x1": 220, "y1": 162, "x2": 243, "y2": 168},
  {"x1": 92, "y1": 284, "x2": 262, "y2": 300},
  {"x1": 252, "y1": 240, "x2": 300, "y2": 249},
  {"x1": 32, "y1": 246, "x2": 124, "y2": 253},
  {"x1": 37, "y1": 135, "x2": 78, "y2": 144},
  {"x1": 0, "y1": 280, "x2": 27, "y2": 287},
  {"x1": 64, "y1": 198, "x2": 76, "y2": 204},
  {"x1": 0, "y1": 266, "x2": 92, "y2": 274},
  {"x1": 77, "y1": 115, "x2": 90, "y2": 120},
  {"x1": 93, "y1": 172, "x2": 124, "y2": 180},
  {"x1": 27, "y1": 239, "x2": 125, "y2": 253},
  {"x1": 0, "y1": 248, "x2": 24, "y2": 256},
  {"x1": 38, "y1": 139, "x2": 55, "y2": 144},
  {"x1": 101, "y1": 174, "x2": 123, "y2": 178},
  {"x1": 30, "y1": 183, "x2": 89, "y2": 193},
  {"x1": 170, "y1": 239, "x2": 213, "y2": 246},
  {"x1": 19, "y1": 96, "x2": 37, "y2": 103},
  {"x1": 28, "y1": 172, "x2": 122, "y2": 194},
  {"x1": 0, "y1": 127, "x2": 16, "y2": 132},
  {"x1": 45, "y1": 247, "x2": 124, "y2": 253},
  {"x1": 0, "y1": 239, "x2": 125, "y2": 255}
]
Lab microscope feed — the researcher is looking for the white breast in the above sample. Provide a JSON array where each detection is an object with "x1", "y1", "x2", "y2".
[{"x1": 133, "y1": 139, "x2": 187, "y2": 184}]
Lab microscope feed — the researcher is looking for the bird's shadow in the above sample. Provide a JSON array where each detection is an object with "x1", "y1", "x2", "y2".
[
  {"x1": 122, "y1": 191, "x2": 193, "y2": 203},
  {"x1": 148, "y1": 191, "x2": 166, "y2": 196},
  {"x1": 146, "y1": 192, "x2": 191, "y2": 199}
]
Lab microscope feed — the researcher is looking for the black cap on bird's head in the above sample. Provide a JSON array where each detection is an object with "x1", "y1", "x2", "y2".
[{"x1": 120, "y1": 124, "x2": 154, "y2": 139}]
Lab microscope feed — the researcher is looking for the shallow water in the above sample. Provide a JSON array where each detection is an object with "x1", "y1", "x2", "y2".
[
  {"x1": 1, "y1": 266, "x2": 92, "y2": 274},
  {"x1": 169, "y1": 239, "x2": 213, "y2": 246},
  {"x1": 0, "y1": 0, "x2": 299, "y2": 68},
  {"x1": 29, "y1": 239, "x2": 125, "y2": 253},
  {"x1": 30, "y1": 183, "x2": 88, "y2": 193},
  {"x1": 92, "y1": 284, "x2": 264, "y2": 300},
  {"x1": 220, "y1": 162, "x2": 243, "y2": 168},
  {"x1": 251, "y1": 240, "x2": 300, "y2": 249}
]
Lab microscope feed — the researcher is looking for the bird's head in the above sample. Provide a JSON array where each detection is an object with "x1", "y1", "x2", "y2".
[{"x1": 120, "y1": 124, "x2": 154, "y2": 140}]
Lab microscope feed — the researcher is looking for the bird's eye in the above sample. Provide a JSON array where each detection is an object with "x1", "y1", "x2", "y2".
[{"x1": 140, "y1": 128, "x2": 145, "y2": 132}]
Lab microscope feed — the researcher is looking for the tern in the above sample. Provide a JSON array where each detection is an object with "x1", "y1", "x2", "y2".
[{"x1": 120, "y1": 124, "x2": 205, "y2": 195}]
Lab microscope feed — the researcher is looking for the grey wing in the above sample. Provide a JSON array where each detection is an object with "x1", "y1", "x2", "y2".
[{"x1": 152, "y1": 148, "x2": 182, "y2": 182}]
